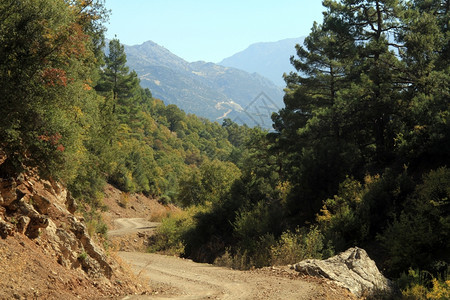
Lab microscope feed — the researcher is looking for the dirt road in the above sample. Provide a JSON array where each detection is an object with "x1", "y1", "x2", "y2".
[
  {"x1": 112, "y1": 218, "x2": 355, "y2": 300},
  {"x1": 109, "y1": 218, "x2": 160, "y2": 237}
]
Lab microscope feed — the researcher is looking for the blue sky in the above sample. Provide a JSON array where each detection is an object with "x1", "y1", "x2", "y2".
[{"x1": 105, "y1": 0, "x2": 325, "y2": 63}]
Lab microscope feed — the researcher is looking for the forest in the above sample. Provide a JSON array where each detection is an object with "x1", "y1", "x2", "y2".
[{"x1": 0, "y1": 0, "x2": 449, "y2": 298}]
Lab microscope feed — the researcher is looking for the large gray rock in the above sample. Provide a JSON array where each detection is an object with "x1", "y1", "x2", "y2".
[{"x1": 292, "y1": 247, "x2": 393, "y2": 297}]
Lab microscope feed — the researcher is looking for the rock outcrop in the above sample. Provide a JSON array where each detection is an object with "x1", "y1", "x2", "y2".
[
  {"x1": 0, "y1": 172, "x2": 117, "y2": 279},
  {"x1": 292, "y1": 247, "x2": 394, "y2": 297},
  {"x1": 0, "y1": 153, "x2": 148, "y2": 298}
]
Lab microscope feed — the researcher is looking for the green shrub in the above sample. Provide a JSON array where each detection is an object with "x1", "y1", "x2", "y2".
[
  {"x1": 213, "y1": 235, "x2": 274, "y2": 270},
  {"x1": 214, "y1": 226, "x2": 333, "y2": 270},
  {"x1": 270, "y1": 226, "x2": 333, "y2": 266},
  {"x1": 158, "y1": 195, "x2": 170, "y2": 206},
  {"x1": 118, "y1": 192, "x2": 129, "y2": 208},
  {"x1": 176, "y1": 159, "x2": 241, "y2": 207},
  {"x1": 399, "y1": 268, "x2": 450, "y2": 300},
  {"x1": 426, "y1": 277, "x2": 450, "y2": 300},
  {"x1": 83, "y1": 202, "x2": 109, "y2": 239},
  {"x1": 78, "y1": 251, "x2": 88, "y2": 261},
  {"x1": 147, "y1": 206, "x2": 207, "y2": 256},
  {"x1": 316, "y1": 175, "x2": 372, "y2": 250},
  {"x1": 379, "y1": 167, "x2": 450, "y2": 276}
]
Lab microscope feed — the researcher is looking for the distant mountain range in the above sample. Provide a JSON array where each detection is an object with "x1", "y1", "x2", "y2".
[
  {"x1": 219, "y1": 37, "x2": 305, "y2": 87},
  {"x1": 123, "y1": 41, "x2": 285, "y2": 128}
]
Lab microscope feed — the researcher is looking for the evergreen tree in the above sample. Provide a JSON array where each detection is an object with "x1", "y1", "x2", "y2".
[
  {"x1": 322, "y1": 0, "x2": 406, "y2": 167},
  {"x1": 395, "y1": 0, "x2": 450, "y2": 170},
  {"x1": 96, "y1": 39, "x2": 139, "y2": 102}
]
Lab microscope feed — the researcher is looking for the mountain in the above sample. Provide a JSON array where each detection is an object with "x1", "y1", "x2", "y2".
[
  {"x1": 124, "y1": 41, "x2": 284, "y2": 128},
  {"x1": 219, "y1": 37, "x2": 305, "y2": 87}
]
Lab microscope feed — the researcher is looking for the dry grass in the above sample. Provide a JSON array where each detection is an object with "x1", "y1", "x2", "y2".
[{"x1": 148, "y1": 206, "x2": 175, "y2": 222}]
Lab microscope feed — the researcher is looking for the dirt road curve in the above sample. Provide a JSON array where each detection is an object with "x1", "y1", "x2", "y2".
[
  {"x1": 119, "y1": 251, "x2": 328, "y2": 300},
  {"x1": 114, "y1": 218, "x2": 354, "y2": 300},
  {"x1": 109, "y1": 218, "x2": 160, "y2": 237}
]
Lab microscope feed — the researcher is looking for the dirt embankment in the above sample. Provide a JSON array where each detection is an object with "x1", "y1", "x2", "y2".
[{"x1": 0, "y1": 175, "x2": 147, "y2": 299}]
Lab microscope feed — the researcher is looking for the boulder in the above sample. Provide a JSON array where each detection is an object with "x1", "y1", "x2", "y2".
[
  {"x1": 31, "y1": 190, "x2": 52, "y2": 214},
  {"x1": 292, "y1": 247, "x2": 394, "y2": 297},
  {"x1": 16, "y1": 215, "x2": 30, "y2": 234},
  {"x1": 0, "y1": 179, "x2": 17, "y2": 206},
  {"x1": 65, "y1": 193, "x2": 77, "y2": 214},
  {"x1": 0, "y1": 217, "x2": 14, "y2": 238},
  {"x1": 25, "y1": 214, "x2": 49, "y2": 238}
]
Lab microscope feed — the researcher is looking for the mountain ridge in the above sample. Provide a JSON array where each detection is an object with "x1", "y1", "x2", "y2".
[
  {"x1": 123, "y1": 40, "x2": 284, "y2": 128},
  {"x1": 219, "y1": 37, "x2": 305, "y2": 87}
]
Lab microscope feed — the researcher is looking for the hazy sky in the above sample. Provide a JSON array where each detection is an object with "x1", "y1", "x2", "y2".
[{"x1": 105, "y1": 0, "x2": 325, "y2": 63}]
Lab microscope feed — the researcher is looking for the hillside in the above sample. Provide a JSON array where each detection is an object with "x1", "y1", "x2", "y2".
[
  {"x1": 219, "y1": 37, "x2": 305, "y2": 87},
  {"x1": 0, "y1": 169, "x2": 148, "y2": 298},
  {"x1": 124, "y1": 41, "x2": 284, "y2": 128}
]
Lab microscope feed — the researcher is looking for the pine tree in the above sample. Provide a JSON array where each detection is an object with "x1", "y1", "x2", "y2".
[
  {"x1": 322, "y1": 0, "x2": 407, "y2": 167},
  {"x1": 395, "y1": 0, "x2": 450, "y2": 169},
  {"x1": 96, "y1": 39, "x2": 139, "y2": 102}
]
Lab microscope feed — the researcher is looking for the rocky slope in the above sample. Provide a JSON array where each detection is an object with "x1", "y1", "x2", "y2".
[{"x1": 0, "y1": 159, "x2": 148, "y2": 298}]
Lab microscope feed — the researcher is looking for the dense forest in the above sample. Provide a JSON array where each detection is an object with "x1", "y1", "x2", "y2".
[
  {"x1": 0, "y1": 0, "x2": 253, "y2": 229},
  {"x1": 0, "y1": 0, "x2": 449, "y2": 298}
]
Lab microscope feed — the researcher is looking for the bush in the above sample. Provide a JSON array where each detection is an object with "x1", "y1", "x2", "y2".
[
  {"x1": 147, "y1": 206, "x2": 207, "y2": 255},
  {"x1": 176, "y1": 159, "x2": 241, "y2": 207},
  {"x1": 158, "y1": 195, "x2": 170, "y2": 206},
  {"x1": 213, "y1": 233, "x2": 275, "y2": 270},
  {"x1": 426, "y1": 277, "x2": 450, "y2": 300},
  {"x1": 147, "y1": 212, "x2": 184, "y2": 255},
  {"x1": 214, "y1": 248, "x2": 252, "y2": 270},
  {"x1": 270, "y1": 226, "x2": 333, "y2": 266},
  {"x1": 213, "y1": 226, "x2": 333, "y2": 270},
  {"x1": 378, "y1": 167, "x2": 450, "y2": 276},
  {"x1": 317, "y1": 171, "x2": 415, "y2": 252},
  {"x1": 85, "y1": 212, "x2": 108, "y2": 238},
  {"x1": 316, "y1": 175, "x2": 372, "y2": 250},
  {"x1": 148, "y1": 207, "x2": 172, "y2": 222},
  {"x1": 399, "y1": 268, "x2": 450, "y2": 300},
  {"x1": 118, "y1": 192, "x2": 129, "y2": 208}
]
